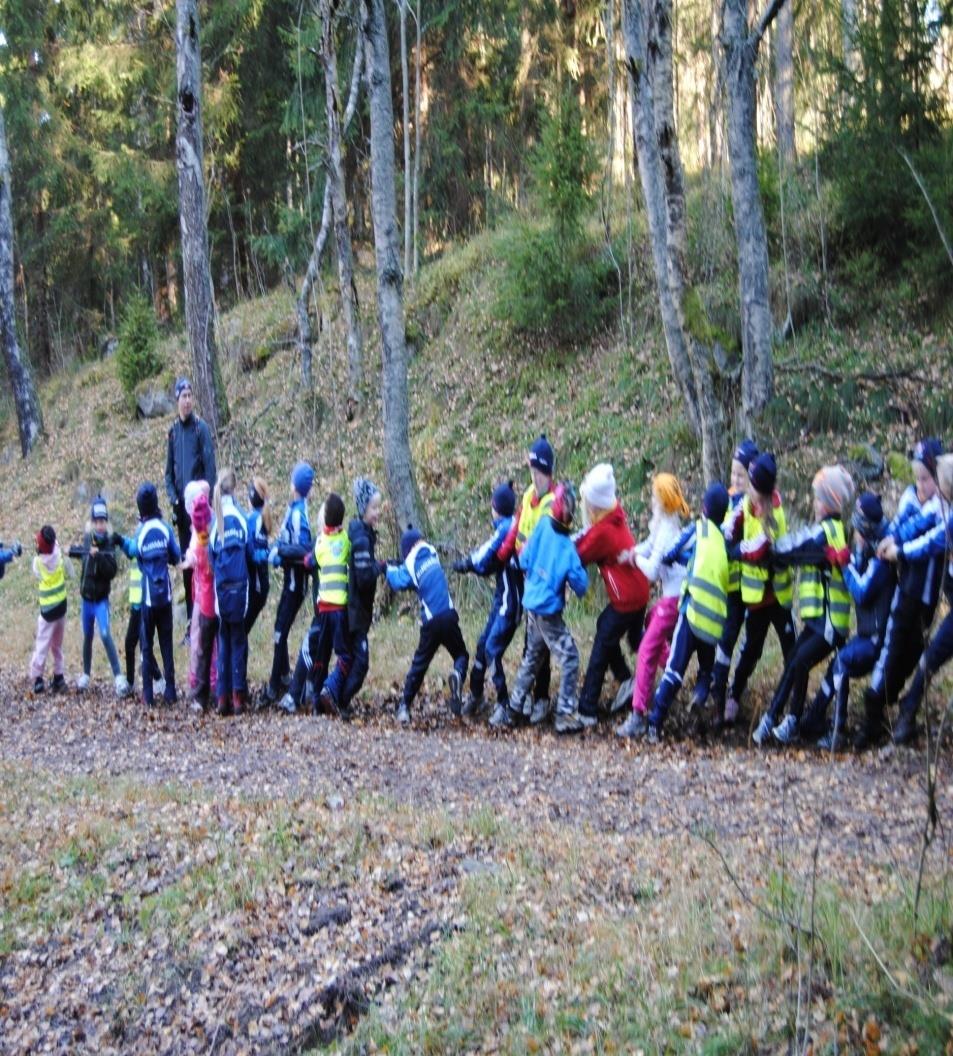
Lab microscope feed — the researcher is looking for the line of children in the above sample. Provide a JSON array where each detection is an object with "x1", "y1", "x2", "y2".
[
  {"x1": 387, "y1": 525, "x2": 469, "y2": 725},
  {"x1": 452, "y1": 480, "x2": 522, "y2": 723}
]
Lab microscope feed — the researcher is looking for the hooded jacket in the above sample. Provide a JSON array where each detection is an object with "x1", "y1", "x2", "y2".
[
  {"x1": 76, "y1": 531, "x2": 118, "y2": 603},
  {"x1": 520, "y1": 514, "x2": 588, "y2": 616},
  {"x1": 347, "y1": 517, "x2": 380, "y2": 636}
]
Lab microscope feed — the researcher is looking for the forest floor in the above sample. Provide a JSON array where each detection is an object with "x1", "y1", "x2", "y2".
[{"x1": 1, "y1": 668, "x2": 951, "y2": 1054}]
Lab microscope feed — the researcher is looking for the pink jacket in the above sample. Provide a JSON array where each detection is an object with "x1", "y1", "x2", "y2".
[{"x1": 183, "y1": 532, "x2": 216, "y2": 619}]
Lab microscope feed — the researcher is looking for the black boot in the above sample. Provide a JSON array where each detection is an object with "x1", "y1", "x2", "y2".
[
  {"x1": 892, "y1": 707, "x2": 918, "y2": 746},
  {"x1": 854, "y1": 695, "x2": 887, "y2": 751}
]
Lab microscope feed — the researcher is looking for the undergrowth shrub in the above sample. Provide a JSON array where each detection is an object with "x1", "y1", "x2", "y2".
[{"x1": 115, "y1": 294, "x2": 162, "y2": 401}]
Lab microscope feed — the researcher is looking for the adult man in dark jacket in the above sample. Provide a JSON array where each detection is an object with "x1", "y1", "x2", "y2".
[{"x1": 164, "y1": 377, "x2": 216, "y2": 628}]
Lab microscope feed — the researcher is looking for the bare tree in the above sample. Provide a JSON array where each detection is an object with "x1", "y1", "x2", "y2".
[
  {"x1": 623, "y1": 0, "x2": 727, "y2": 483},
  {"x1": 175, "y1": 0, "x2": 229, "y2": 435},
  {"x1": 361, "y1": 0, "x2": 425, "y2": 530},
  {"x1": 412, "y1": 0, "x2": 423, "y2": 276},
  {"x1": 319, "y1": 0, "x2": 364, "y2": 417},
  {"x1": 296, "y1": 25, "x2": 364, "y2": 388},
  {"x1": 0, "y1": 106, "x2": 43, "y2": 456},
  {"x1": 396, "y1": 0, "x2": 413, "y2": 281},
  {"x1": 721, "y1": 0, "x2": 788, "y2": 427}
]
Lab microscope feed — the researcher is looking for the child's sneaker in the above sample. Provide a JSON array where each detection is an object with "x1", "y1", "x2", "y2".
[
  {"x1": 554, "y1": 709, "x2": 584, "y2": 734},
  {"x1": 488, "y1": 702, "x2": 514, "y2": 729},
  {"x1": 616, "y1": 710, "x2": 648, "y2": 738},
  {"x1": 771, "y1": 715, "x2": 799, "y2": 745},
  {"x1": 51, "y1": 674, "x2": 67, "y2": 694},
  {"x1": 395, "y1": 701, "x2": 411, "y2": 726},
  {"x1": 114, "y1": 674, "x2": 131, "y2": 698},
  {"x1": 461, "y1": 692, "x2": 484, "y2": 719},
  {"x1": 76, "y1": 673, "x2": 90, "y2": 692},
  {"x1": 33, "y1": 677, "x2": 45, "y2": 694},
  {"x1": 752, "y1": 713, "x2": 773, "y2": 746},
  {"x1": 724, "y1": 696, "x2": 740, "y2": 725},
  {"x1": 448, "y1": 670, "x2": 463, "y2": 717},
  {"x1": 646, "y1": 723, "x2": 660, "y2": 745},
  {"x1": 278, "y1": 693, "x2": 297, "y2": 715},
  {"x1": 529, "y1": 697, "x2": 551, "y2": 725},
  {"x1": 817, "y1": 728, "x2": 846, "y2": 752},
  {"x1": 153, "y1": 677, "x2": 166, "y2": 697},
  {"x1": 578, "y1": 711, "x2": 599, "y2": 729}
]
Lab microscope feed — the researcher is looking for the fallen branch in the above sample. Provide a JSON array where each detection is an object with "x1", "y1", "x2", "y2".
[{"x1": 774, "y1": 360, "x2": 928, "y2": 385}]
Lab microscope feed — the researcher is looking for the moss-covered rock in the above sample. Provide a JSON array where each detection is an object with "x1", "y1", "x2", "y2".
[{"x1": 885, "y1": 450, "x2": 913, "y2": 483}]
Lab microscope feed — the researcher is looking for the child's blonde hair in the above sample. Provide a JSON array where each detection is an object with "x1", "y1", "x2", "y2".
[
  {"x1": 937, "y1": 454, "x2": 953, "y2": 502},
  {"x1": 652, "y1": 473, "x2": 690, "y2": 519},
  {"x1": 252, "y1": 475, "x2": 273, "y2": 535},
  {"x1": 213, "y1": 467, "x2": 237, "y2": 531}
]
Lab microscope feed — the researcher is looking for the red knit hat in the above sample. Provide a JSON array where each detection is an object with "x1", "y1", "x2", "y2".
[{"x1": 35, "y1": 525, "x2": 56, "y2": 555}]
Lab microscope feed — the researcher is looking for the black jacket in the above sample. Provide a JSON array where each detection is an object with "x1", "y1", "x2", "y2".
[
  {"x1": 347, "y1": 517, "x2": 380, "y2": 635},
  {"x1": 165, "y1": 413, "x2": 217, "y2": 508},
  {"x1": 74, "y1": 532, "x2": 118, "y2": 603}
]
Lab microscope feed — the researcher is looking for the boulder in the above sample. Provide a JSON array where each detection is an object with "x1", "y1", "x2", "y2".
[{"x1": 136, "y1": 384, "x2": 175, "y2": 419}]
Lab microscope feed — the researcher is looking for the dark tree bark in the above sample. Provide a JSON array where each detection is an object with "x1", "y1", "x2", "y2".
[
  {"x1": 0, "y1": 106, "x2": 43, "y2": 456},
  {"x1": 297, "y1": 24, "x2": 364, "y2": 388},
  {"x1": 623, "y1": 0, "x2": 727, "y2": 483},
  {"x1": 320, "y1": 0, "x2": 364, "y2": 417},
  {"x1": 175, "y1": 0, "x2": 229, "y2": 436},
  {"x1": 722, "y1": 0, "x2": 788, "y2": 427},
  {"x1": 360, "y1": 0, "x2": 425, "y2": 531}
]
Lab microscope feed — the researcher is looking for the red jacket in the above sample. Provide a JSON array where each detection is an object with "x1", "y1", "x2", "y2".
[{"x1": 575, "y1": 503, "x2": 650, "y2": 613}]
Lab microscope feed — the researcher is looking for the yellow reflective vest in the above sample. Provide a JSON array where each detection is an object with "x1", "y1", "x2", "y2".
[
  {"x1": 725, "y1": 494, "x2": 743, "y2": 594},
  {"x1": 314, "y1": 527, "x2": 351, "y2": 607},
  {"x1": 799, "y1": 517, "x2": 852, "y2": 639},
  {"x1": 515, "y1": 484, "x2": 555, "y2": 554},
  {"x1": 740, "y1": 495, "x2": 793, "y2": 608},
  {"x1": 128, "y1": 564, "x2": 143, "y2": 608},
  {"x1": 686, "y1": 517, "x2": 729, "y2": 645},
  {"x1": 36, "y1": 554, "x2": 67, "y2": 615}
]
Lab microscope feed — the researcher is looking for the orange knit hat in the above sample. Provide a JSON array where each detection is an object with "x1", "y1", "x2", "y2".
[{"x1": 653, "y1": 473, "x2": 690, "y2": 518}]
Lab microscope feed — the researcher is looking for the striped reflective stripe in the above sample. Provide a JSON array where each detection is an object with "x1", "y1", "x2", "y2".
[
  {"x1": 320, "y1": 563, "x2": 348, "y2": 578},
  {"x1": 689, "y1": 576, "x2": 727, "y2": 605}
]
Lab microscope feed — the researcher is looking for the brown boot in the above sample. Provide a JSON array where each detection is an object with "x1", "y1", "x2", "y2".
[
  {"x1": 216, "y1": 694, "x2": 232, "y2": 717},
  {"x1": 232, "y1": 690, "x2": 246, "y2": 716}
]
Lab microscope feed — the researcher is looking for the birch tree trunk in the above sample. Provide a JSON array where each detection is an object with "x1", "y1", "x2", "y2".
[
  {"x1": 842, "y1": 0, "x2": 859, "y2": 74},
  {"x1": 0, "y1": 106, "x2": 43, "y2": 456},
  {"x1": 398, "y1": 0, "x2": 413, "y2": 282},
  {"x1": 773, "y1": 0, "x2": 796, "y2": 164},
  {"x1": 412, "y1": 0, "x2": 422, "y2": 276},
  {"x1": 622, "y1": 0, "x2": 727, "y2": 482},
  {"x1": 175, "y1": 0, "x2": 229, "y2": 435},
  {"x1": 296, "y1": 26, "x2": 364, "y2": 387},
  {"x1": 361, "y1": 0, "x2": 424, "y2": 532},
  {"x1": 319, "y1": 0, "x2": 364, "y2": 417},
  {"x1": 721, "y1": 0, "x2": 786, "y2": 426}
]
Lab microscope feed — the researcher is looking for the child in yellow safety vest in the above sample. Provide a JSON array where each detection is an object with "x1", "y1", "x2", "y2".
[
  {"x1": 280, "y1": 492, "x2": 352, "y2": 716},
  {"x1": 639, "y1": 483, "x2": 731, "y2": 743},
  {"x1": 29, "y1": 525, "x2": 72, "y2": 694},
  {"x1": 753, "y1": 465, "x2": 855, "y2": 746}
]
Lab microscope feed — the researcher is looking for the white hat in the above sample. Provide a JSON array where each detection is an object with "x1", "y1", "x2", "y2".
[{"x1": 581, "y1": 463, "x2": 617, "y2": 510}]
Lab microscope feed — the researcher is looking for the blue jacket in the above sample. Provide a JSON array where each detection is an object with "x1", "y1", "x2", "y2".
[
  {"x1": 519, "y1": 514, "x2": 588, "y2": 615},
  {"x1": 663, "y1": 523, "x2": 696, "y2": 567},
  {"x1": 844, "y1": 545, "x2": 895, "y2": 644},
  {"x1": 245, "y1": 506, "x2": 270, "y2": 595},
  {"x1": 887, "y1": 487, "x2": 944, "y2": 607},
  {"x1": 387, "y1": 540, "x2": 455, "y2": 624},
  {"x1": 0, "y1": 547, "x2": 15, "y2": 580},
  {"x1": 273, "y1": 497, "x2": 312, "y2": 593},
  {"x1": 467, "y1": 515, "x2": 523, "y2": 623},
  {"x1": 210, "y1": 497, "x2": 254, "y2": 622},
  {"x1": 132, "y1": 517, "x2": 181, "y2": 608}
]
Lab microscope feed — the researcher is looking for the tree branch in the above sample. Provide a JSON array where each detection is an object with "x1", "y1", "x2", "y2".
[{"x1": 750, "y1": 0, "x2": 786, "y2": 50}]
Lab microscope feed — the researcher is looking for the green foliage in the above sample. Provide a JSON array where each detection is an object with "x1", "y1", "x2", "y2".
[{"x1": 115, "y1": 295, "x2": 162, "y2": 400}]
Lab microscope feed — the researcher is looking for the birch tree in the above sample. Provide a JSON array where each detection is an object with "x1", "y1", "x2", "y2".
[
  {"x1": 0, "y1": 106, "x2": 43, "y2": 456},
  {"x1": 175, "y1": 0, "x2": 229, "y2": 435},
  {"x1": 319, "y1": 0, "x2": 364, "y2": 416},
  {"x1": 360, "y1": 0, "x2": 425, "y2": 530},
  {"x1": 397, "y1": 0, "x2": 413, "y2": 281},
  {"x1": 296, "y1": 26, "x2": 364, "y2": 388},
  {"x1": 773, "y1": 0, "x2": 796, "y2": 165},
  {"x1": 721, "y1": 0, "x2": 788, "y2": 425},
  {"x1": 623, "y1": 0, "x2": 727, "y2": 483}
]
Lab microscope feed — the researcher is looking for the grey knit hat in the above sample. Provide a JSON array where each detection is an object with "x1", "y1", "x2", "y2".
[{"x1": 353, "y1": 477, "x2": 381, "y2": 518}]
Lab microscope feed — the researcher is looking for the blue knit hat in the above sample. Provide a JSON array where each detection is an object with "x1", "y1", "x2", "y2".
[
  {"x1": 528, "y1": 434, "x2": 555, "y2": 475},
  {"x1": 136, "y1": 481, "x2": 159, "y2": 520},
  {"x1": 90, "y1": 496, "x2": 109, "y2": 522},
  {"x1": 174, "y1": 376, "x2": 192, "y2": 400},
  {"x1": 748, "y1": 453, "x2": 778, "y2": 496},
  {"x1": 852, "y1": 492, "x2": 885, "y2": 541},
  {"x1": 733, "y1": 439, "x2": 759, "y2": 469},
  {"x1": 910, "y1": 437, "x2": 943, "y2": 476},
  {"x1": 291, "y1": 461, "x2": 315, "y2": 498},
  {"x1": 702, "y1": 482, "x2": 730, "y2": 525},
  {"x1": 400, "y1": 525, "x2": 423, "y2": 561},
  {"x1": 491, "y1": 480, "x2": 516, "y2": 518}
]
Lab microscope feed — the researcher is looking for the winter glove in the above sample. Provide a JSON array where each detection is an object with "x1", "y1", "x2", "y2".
[
  {"x1": 377, "y1": 561, "x2": 388, "y2": 576},
  {"x1": 824, "y1": 545, "x2": 850, "y2": 569},
  {"x1": 111, "y1": 532, "x2": 125, "y2": 549},
  {"x1": 452, "y1": 557, "x2": 472, "y2": 574},
  {"x1": 12, "y1": 541, "x2": 22, "y2": 558}
]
